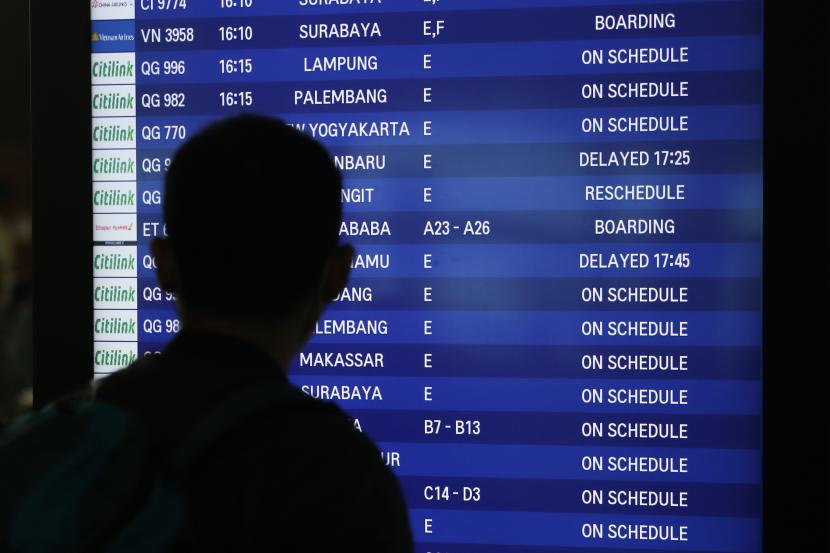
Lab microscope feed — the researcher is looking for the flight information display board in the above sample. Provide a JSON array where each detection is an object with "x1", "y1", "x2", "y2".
[{"x1": 90, "y1": 1, "x2": 763, "y2": 551}]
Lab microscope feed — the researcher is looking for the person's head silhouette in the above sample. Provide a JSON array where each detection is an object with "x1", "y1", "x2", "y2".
[{"x1": 151, "y1": 114, "x2": 353, "y2": 368}]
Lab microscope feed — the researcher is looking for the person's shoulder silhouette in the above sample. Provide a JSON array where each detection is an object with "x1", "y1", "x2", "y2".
[{"x1": 97, "y1": 115, "x2": 413, "y2": 552}]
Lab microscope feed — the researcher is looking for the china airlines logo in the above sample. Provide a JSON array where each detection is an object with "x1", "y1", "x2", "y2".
[
  {"x1": 91, "y1": 0, "x2": 135, "y2": 20},
  {"x1": 91, "y1": 0, "x2": 134, "y2": 8}
]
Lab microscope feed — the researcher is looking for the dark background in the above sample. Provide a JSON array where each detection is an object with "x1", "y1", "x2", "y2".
[
  {"x1": 763, "y1": 4, "x2": 830, "y2": 549},
  {"x1": 0, "y1": 0, "x2": 32, "y2": 422},
  {"x1": 3, "y1": 1, "x2": 830, "y2": 550},
  {"x1": 0, "y1": 1, "x2": 29, "y2": 146},
  {"x1": 0, "y1": 0, "x2": 31, "y2": 258}
]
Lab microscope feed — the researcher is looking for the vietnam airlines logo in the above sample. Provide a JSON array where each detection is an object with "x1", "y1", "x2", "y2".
[{"x1": 91, "y1": 23, "x2": 136, "y2": 54}]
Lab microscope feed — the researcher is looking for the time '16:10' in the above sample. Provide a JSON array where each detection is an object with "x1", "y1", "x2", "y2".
[
  {"x1": 220, "y1": 0, "x2": 253, "y2": 7},
  {"x1": 219, "y1": 25, "x2": 253, "y2": 41}
]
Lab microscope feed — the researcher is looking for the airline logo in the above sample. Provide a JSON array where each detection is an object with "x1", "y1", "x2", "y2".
[
  {"x1": 92, "y1": 52, "x2": 136, "y2": 85},
  {"x1": 94, "y1": 342, "x2": 138, "y2": 375},
  {"x1": 94, "y1": 277, "x2": 138, "y2": 309},
  {"x1": 91, "y1": 0, "x2": 135, "y2": 21},
  {"x1": 94, "y1": 213, "x2": 137, "y2": 242},
  {"x1": 92, "y1": 117, "x2": 136, "y2": 149},
  {"x1": 93, "y1": 181, "x2": 136, "y2": 213},
  {"x1": 92, "y1": 85, "x2": 136, "y2": 117},
  {"x1": 93, "y1": 149, "x2": 136, "y2": 181},
  {"x1": 94, "y1": 309, "x2": 138, "y2": 341},
  {"x1": 91, "y1": 20, "x2": 135, "y2": 53},
  {"x1": 93, "y1": 245, "x2": 137, "y2": 277}
]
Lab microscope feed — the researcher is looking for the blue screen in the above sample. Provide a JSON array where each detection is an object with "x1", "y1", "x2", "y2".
[{"x1": 91, "y1": 1, "x2": 763, "y2": 551}]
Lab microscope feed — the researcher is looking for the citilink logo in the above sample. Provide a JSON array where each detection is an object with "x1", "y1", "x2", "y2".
[
  {"x1": 93, "y1": 246, "x2": 137, "y2": 277},
  {"x1": 94, "y1": 343, "x2": 138, "y2": 374},
  {"x1": 94, "y1": 309, "x2": 138, "y2": 341},
  {"x1": 93, "y1": 150, "x2": 136, "y2": 181},
  {"x1": 92, "y1": 85, "x2": 136, "y2": 117},
  {"x1": 93, "y1": 182, "x2": 137, "y2": 213},
  {"x1": 94, "y1": 277, "x2": 138, "y2": 309},
  {"x1": 92, "y1": 117, "x2": 136, "y2": 149},
  {"x1": 92, "y1": 53, "x2": 136, "y2": 85}
]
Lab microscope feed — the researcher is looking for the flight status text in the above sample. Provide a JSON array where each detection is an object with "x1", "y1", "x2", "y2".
[{"x1": 91, "y1": 1, "x2": 763, "y2": 551}]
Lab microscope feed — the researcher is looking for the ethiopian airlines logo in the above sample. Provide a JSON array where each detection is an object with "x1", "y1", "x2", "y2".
[{"x1": 93, "y1": 214, "x2": 137, "y2": 242}]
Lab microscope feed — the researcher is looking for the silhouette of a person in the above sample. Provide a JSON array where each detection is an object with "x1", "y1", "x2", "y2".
[{"x1": 97, "y1": 115, "x2": 413, "y2": 552}]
